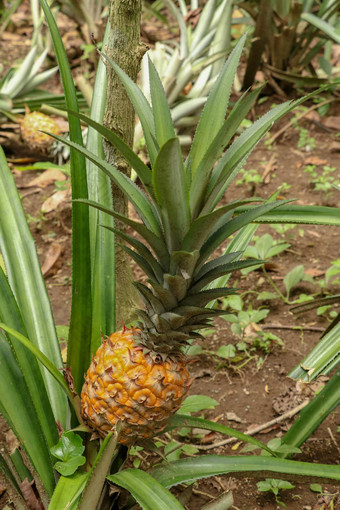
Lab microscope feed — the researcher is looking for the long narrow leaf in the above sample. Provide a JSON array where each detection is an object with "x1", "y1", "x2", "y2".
[
  {"x1": 204, "y1": 89, "x2": 327, "y2": 213},
  {"x1": 281, "y1": 368, "x2": 340, "y2": 456},
  {"x1": 79, "y1": 431, "x2": 119, "y2": 510},
  {"x1": 48, "y1": 135, "x2": 162, "y2": 236},
  {"x1": 198, "y1": 201, "x2": 289, "y2": 265},
  {"x1": 289, "y1": 320, "x2": 340, "y2": 381},
  {"x1": 189, "y1": 86, "x2": 264, "y2": 216},
  {"x1": 187, "y1": 34, "x2": 246, "y2": 179},
  {"x1": 0, "y1": 323, "x2": 77, "y2": 407},
  {"x1": 49, "y1": 472, "x2": 89, "y2": 510},
  {"x1": 101, "y1": 52, "x2": 159, "y2": 165},
  {"x1": 40, "y1": 0, "x2": 92, "y2": 395},
  {"x1": 153, "y1": 138, "x2": 190, "y2": 251},
  {"x1": 108, "y1": 469, "x2": 186, "y2": 510},
  {"x1": 234, "y1": 204, "x2": 340, "y2": 226},
  {"x1": 0, "y1": 268, "x2": 58, "y2": 449},
  {"x1": 0, "y1": 146, "x2": 67, "y2": 425},
  {"x1": 151, "y1": 455, "x2": 340, "y2": 487},
  {"x1": 0, "y1": 331, "x2": 56, "y2": 496},
  {"x1": 76, "y1": 199, "x2": 169, "y2": 268},
  {"x1": 148, "y1": 57, "x2": 176, "y2": 146},
  {"x1": 65, "y1": 108, "x2": 153, "y2": 192},
  {"x1": 301, "y1": 12, "x2": 340, "y2": 44},
  {"x1": 165, "y1": 414, "x2": 275, "y2": 455},
  {"x1": 85, "y1": 23, "x2": 115, "y2": 351}
]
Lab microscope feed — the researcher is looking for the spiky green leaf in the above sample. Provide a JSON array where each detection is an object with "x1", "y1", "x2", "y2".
[{"x1": 153, "y1": 138, "x2": 190, "y2": 251}]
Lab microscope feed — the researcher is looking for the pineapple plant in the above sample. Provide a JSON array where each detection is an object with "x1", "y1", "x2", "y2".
[{"x1": 70, "y1": 35, "x2": 301, "y2": 445}]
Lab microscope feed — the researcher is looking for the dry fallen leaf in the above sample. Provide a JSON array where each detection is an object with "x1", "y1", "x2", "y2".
[
  {"x1": 5, "y1": 430, "x2": 20, "y2": 453},
  {"x1": 26, "y1": 168, "x2": 67, "y2": 188},
  {"x1": 41, "y1": 188, "x2": 71, "y2": 213},
  {"x1": 41, "y1": 242, "x2": 63, "y2": 276},
  {"x1": 323, "y1": 116, "x2": 340, "y2": 131},
  {"x1": 304, "y1": 156, "x2": 327, "y2": 166},
  {"x1": 304, "y1": 268, "x2": 325, "y2": 277},
  {"x1": 226, "y1": 412, "x2": 245, "y2": 423}
]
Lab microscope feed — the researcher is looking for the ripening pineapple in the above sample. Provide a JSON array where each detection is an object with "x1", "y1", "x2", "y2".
[
  {"x1": 77, "y1": 35, "x2": 295, "y2": 445},
  {"x1": 20, "y1": 109, "x2": 62, "y2": 151}
]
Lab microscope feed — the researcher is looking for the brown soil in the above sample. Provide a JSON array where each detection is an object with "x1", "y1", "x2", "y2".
[{"x1": 1, "y1": 3, "x2": 340, "y2": 510}]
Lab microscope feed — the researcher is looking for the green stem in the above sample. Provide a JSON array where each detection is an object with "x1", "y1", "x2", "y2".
[{"x1": 262, "y1": 267, "x2": 288, "y2": 304}]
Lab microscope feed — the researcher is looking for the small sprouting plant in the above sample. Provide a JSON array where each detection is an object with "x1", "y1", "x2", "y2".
[
  {"x1": 325, "y1": 259, "x2": 340, "y2": 286},
  {"x1": 236, "y1": 168, "x2": 263, "y2": 189},
  {"x1": 257, "y1": 478, "x2": 295, "y2": 507},
  {"x1": 270, "y1": 223, "x2": 304, "y2": 239},
  {"x1": 304, "y1": 164, "x2": 338, "y2": 194},
  {"x1": 278, "y1": 181, "x2": 291, "y2": 192},
  {"x1": 242, "y1": 233, "x2": 291, "y2": 274},
  {"x1": 291, "y1": 112, "x2": 316, "y2": 151}
]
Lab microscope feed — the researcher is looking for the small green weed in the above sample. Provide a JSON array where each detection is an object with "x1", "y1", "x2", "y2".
[
  {"x1": 257, "y1": 478, "x2": 295, "y2": 507},
  {"x1": 304, "y1": 164, "x2": 338, "y2": 195}
]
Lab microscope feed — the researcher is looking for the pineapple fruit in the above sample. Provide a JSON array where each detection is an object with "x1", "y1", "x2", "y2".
[
  {"x1": 73, "y1": 35, "x2": 295, "y2": 445},
  {"x1": 20, "y1": 109, "x2": 62, "y2": 151}
]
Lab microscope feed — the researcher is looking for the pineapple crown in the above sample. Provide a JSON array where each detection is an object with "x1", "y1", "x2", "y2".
[{"x1": 50, "y1": 35, "x2": 302, "y2": 352}]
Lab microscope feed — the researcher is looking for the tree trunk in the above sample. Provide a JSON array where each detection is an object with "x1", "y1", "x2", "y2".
[
  {"x1": 241, "y1": 0, "x2": 272, "y2": 90},
  {"x1": 104, "y1": 0, "x2": 146, "y2": 328}
]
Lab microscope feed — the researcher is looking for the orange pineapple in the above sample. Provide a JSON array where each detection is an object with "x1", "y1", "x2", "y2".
[{"x1": 81, "y1": 328, "x2": 190, "y2": 444}]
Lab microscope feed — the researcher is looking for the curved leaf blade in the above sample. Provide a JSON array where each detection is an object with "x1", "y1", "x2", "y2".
[
  {"x1": 0, "y1": 331, "x2": 56, "y2": 496},
  {"x1": 101, "y1": 52, "x2": 159, "y2": 165},
  {"x1": 85, "y1": 23, "x2": 116, "y2": 350},
  {"x1": 39, "y1": 0, "x2": 92, "y2": 395},
  {"x1": 49, "y1": 472, "x2": 89, "y2": 510},
  {"x1": 187, "y1": 34, "x2": 246, "y2": 178},
  {"x1": 289, "y1": 321, "x2": 340, "y2": 381},
  {"x1": 148, "y1": 57, "x2": 176, "y2": 146},
  {"x1": 153, "y1": 138, "x2": 190, "y2": 251},
  {"x1": 48, "y1": 135, "x2": 162, "y2": 236},
  {"x1": 0, "y1": 146, "x2": 67, "y2": 425},
  {"x1": 0, "y1": 268, "x2": 58, "y2": 449},
  {"x1": 108, "y1": 469, "x2": 186, "y2": 510},
  {"x1": 282, "y1": 368, "x2": 340, "y2": 456},
  {"x1": 234, "y1": 204, "x2": 340, "y2": 226},
  {"x1": 66, "y1": 108, "x2": 152, "y2": 192},
  {"x1": 151, "y1": 455, "x2": 340, "y2": 487},
  {"x1": 165, "y1": 414, "x2": 275, "y2": 455}
]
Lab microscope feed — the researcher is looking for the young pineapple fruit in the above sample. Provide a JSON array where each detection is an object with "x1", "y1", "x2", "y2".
[
  {"x1": 21, "y1": 109, "x2": 62, "y2": 151},
  {"x1": 76, "y1": 35, "x2": 296, "y2": 445}
]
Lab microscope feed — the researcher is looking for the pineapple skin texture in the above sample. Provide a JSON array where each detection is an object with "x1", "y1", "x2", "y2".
[
  {"x1": 20, "y1": 111, "x2": 61, "y2": 150},
  {"x1": 80, "y1": 329, "x2": 190, "y2": 445}
]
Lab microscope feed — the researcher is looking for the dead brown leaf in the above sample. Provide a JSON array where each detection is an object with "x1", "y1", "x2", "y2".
[
  {"x1": 304, "y1": 156, "x2": 328, "y2": 166},
  {"x1": 225, "y1": 412, "x2": 245, "y2": 423},
  {"x1": 20, "y1": 479, "x2": 44, "y2": 510},
  {"x1": 330, "y1": 141, "x2": 340, "y2": 153},
  {"x1": 323, "y1": 116, "x2": 340, "y2": 131},
  {"x1": 41, "y1": 242, "x2": 63, "y2": 276},
  {"x1": 25, "y1": 168, "x2": 67, "y2": 188},
  {"x1": 304, "y1": 268, "x2": 325, "y2": 277},
  {"x1": 41, "y1": 188, "x2": 71, "y2": 213},
  {"x1": 5, "y1": 430, "x2": 20, "y2": 453}
]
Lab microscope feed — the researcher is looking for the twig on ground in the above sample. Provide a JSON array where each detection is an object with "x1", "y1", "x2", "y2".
[
  {"x1": 327, "y1": 427, "x2": 340, "y2": 455},
  {"x1": 194, "y1": 400, "x2": 310, "y2": 451},
  {"x1": 267, "y1": 98, "x2": 336, "y2": 145},
  {"x1": 262, "y1": 324, "x2": 324, "y2": 332}
]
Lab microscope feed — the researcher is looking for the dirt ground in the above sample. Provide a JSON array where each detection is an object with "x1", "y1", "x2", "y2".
[{"x1": 0, "y1": 3, "x2": 340, "y2": 509}]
